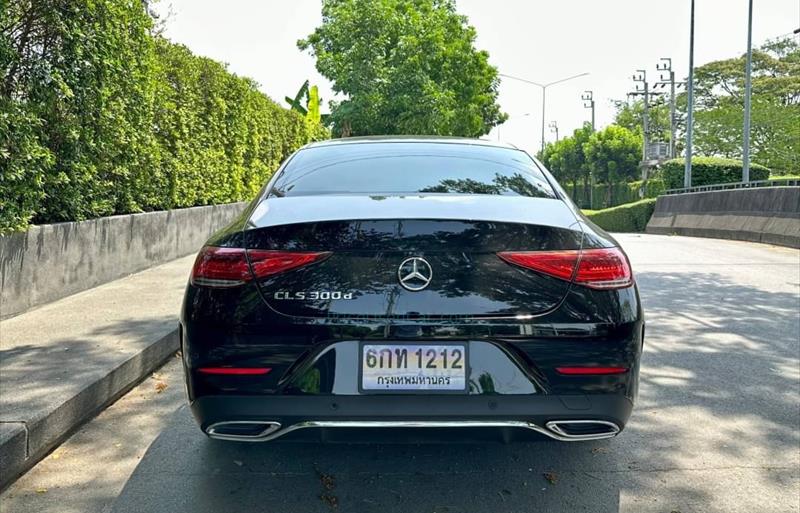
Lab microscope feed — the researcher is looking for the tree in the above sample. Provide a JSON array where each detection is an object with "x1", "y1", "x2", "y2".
[
  {"x1": 285, "y1": 80, "x2": 327, "y2": 125},
  {"x1": 285, "y1": 80, "x2": 311, "y2": 116},
  {"x1": 540, "y1": 138, "x2": 579, "y2": 189},
  {"x1": 306, "y1": 85, "x2": 322, "y2": 124},
  {"x1": 298, "y1": 0, "x2": 506, "y2": 137},
  {"x1": 583, "y1": 125, "x2": 641, "y2": 205},
  {"x1": 688, "y1": 36, "x2": 799, "y2": 174},
  {"x1": 614, "y1": 98, "x2": 671, "y2": 144},
  {"x1": 0, "y1": 0, "x2": 326, "y2": 232},
  {"x1": 1, "y1": 0, "x2": 162, "y2": 223},
  {"x1": 539, "y1": 123, "x2": 594, "y2": 201}
]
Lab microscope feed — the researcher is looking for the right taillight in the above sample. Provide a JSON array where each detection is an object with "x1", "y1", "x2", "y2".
[
  {"x1": 191, "y1": 246, "x2": 330, "y2": 288},
  {"x1": 497, "y1": 247, "x2": 632, "y2": 290},
  {"x1": 573, "y1": 248, "x2": 633, "y2": 289}
]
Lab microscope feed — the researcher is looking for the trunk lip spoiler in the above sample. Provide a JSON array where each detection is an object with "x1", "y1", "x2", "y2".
[{"x1": 246, "y1": 194, "x2": 580, "y2": 231}]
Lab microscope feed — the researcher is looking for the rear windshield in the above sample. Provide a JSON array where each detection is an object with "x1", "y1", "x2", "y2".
[{"x1": 269, "y1": 142, "x2": 556, "y2": 199}]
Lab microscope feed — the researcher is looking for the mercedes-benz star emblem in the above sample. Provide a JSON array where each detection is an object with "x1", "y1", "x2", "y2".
[{"x1": 397, "y1": 257, "x2": 433, "y2": 292}]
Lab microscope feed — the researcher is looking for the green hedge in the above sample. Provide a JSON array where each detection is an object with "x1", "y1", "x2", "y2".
[
  {"x1": 628, "y1": 177, "x2": 667, "y2": 198},
  {"x1": 563, "y1": 181, "x2": 634, "y2": 209},
  {"x1": 583, "y1": 199, "x2": 657, "y2": 233},
  {"x1": 662, "y1": 157, "x2": 770, "y2": 189},
  {"x1": 0, "y1": 1, "x2": 327, "y2": 233},
  {"x1": 563, "y1": 178, "x2": 665, "y2": 210}
]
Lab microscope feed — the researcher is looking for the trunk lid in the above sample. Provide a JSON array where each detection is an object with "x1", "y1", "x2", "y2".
[{"x1": 244, "y1": 195, "x2": 583, "y2": 319}]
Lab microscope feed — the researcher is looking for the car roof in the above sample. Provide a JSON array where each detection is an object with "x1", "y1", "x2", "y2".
[{"x1": 303, "y1": 135, "x2": 520, "y2": 151}]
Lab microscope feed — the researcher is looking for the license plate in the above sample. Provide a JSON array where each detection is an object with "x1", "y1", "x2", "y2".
[{"x1": 360, "y1": 343, "x2": 468, "y2": 393}]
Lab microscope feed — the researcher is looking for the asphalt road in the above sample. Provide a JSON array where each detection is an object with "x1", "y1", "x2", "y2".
[{"x1": 2, "y1": 234, "x2": 799, "y2": 513}]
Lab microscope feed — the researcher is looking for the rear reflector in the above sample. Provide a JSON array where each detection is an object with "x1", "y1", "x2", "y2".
[
  {"x1": 191, "y1": 247, "x2": 330, "y2": 288},
  {"x1": 497, "y1": 247, "x2": 632, "y2": 290},
  {"x1": 197, "y1": 367, "x2": 272, "y2": 375},
  {"x1": 556, "y1": 366, "x2": 628, "y2": 375}
]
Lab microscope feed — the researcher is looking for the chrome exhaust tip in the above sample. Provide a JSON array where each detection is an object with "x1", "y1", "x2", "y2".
[
  {"x1": 204, "y1": 419, "x2": 621, "y2": 442},
  {"x1": 545, "y1": 420, "x2": 620, "y2": 441},
  {"x1": 205, "y1": 421, "x2": 282, "y2": 441}
]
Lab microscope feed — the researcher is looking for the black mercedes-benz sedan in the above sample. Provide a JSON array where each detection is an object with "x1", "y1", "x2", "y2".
[{"x1": 181, "y1": 137, "x2": 643, "y2": 443}]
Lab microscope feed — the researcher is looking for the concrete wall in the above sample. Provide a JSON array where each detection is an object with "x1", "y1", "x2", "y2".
[
  {"x1": 0, "y1": 203, "x2": 247, "y2": 319},
  {"x1": 646, "y1": 187, "x2": 799, "y2": 248}
]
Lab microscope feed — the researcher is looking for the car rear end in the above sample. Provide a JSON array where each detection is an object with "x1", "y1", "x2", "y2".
[{"x1": 180, "y1": 138, "x2": 643, "y2": 443}]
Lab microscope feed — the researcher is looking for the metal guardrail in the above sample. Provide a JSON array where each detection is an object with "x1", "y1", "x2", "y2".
[{"x1": 665, "y1": 178, "x2": 800, "y2": 195}]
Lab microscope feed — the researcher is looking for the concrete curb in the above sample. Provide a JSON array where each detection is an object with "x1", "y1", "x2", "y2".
[{"x1": 0, "y1": 328, "x2": 179, "y2": 490}]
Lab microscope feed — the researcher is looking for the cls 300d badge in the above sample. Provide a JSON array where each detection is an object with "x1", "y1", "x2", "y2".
[{"x1": 273, "y1": 291, "x2": 354, "y2": 300}]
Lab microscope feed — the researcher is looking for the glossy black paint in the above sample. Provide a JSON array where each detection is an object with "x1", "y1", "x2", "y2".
[
  {"x1": 247, "y1": 218, "x2": 582, "y2": 318},
  {"x1": 180, "y1": 138, "x2": 644, "y2": 439}
]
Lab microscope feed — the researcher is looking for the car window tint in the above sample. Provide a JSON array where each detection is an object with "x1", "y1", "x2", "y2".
[{"x1": 270, "y1": 142, "x2": 556, "y2": 199}]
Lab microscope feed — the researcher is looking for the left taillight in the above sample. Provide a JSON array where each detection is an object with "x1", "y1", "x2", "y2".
[{"x1": 191, "y1": 247, "x2": 330, "y2": 288}]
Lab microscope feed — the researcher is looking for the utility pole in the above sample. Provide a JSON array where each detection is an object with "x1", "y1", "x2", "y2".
[
  {"x1": 632, "y1": 70, "x2": 649, "y2": 164},
  {"x1": 548, "y1": 121, "x2": 559, "y2": 142},
  {"x1": 656, "y1": 58, "x2": 678, "y2": 158},
  {"x1": 685, "y1": 0, "x2": 696, "y2": 188},
  {"x1": 743, "y1": 0, "x2": 754, "y2": 183},
  {"x1": 581, "y1": 91, "x2": 595, "y2": 130},
  {"x1": 541, "y1": 91, "x2": 547, "y2": 152}
]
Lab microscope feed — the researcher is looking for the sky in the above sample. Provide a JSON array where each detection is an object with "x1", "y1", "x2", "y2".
[{"x1": 153, "y1": 0, "x2": 800, "y2": 156}]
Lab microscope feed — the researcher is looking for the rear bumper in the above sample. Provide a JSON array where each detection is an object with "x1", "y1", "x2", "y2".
[{"x1": 191, "y1": 393, "x2": 633, "y2": 443}]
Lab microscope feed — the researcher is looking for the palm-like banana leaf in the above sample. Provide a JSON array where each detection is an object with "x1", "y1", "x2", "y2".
[{"x1": 285, "y1": 80, "x2": 310, "y2": 116}]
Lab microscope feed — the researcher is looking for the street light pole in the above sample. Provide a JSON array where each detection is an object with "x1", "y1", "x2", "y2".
[
  {"x1": 743, "y1": 0, "x2": 754, "y2": 182},
  {"x1": 685, "y1": 0, "x2": 696, "y2": 188},
  {"x1": 499, "y1": 72, "x2": 590, "y2": 153}
]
